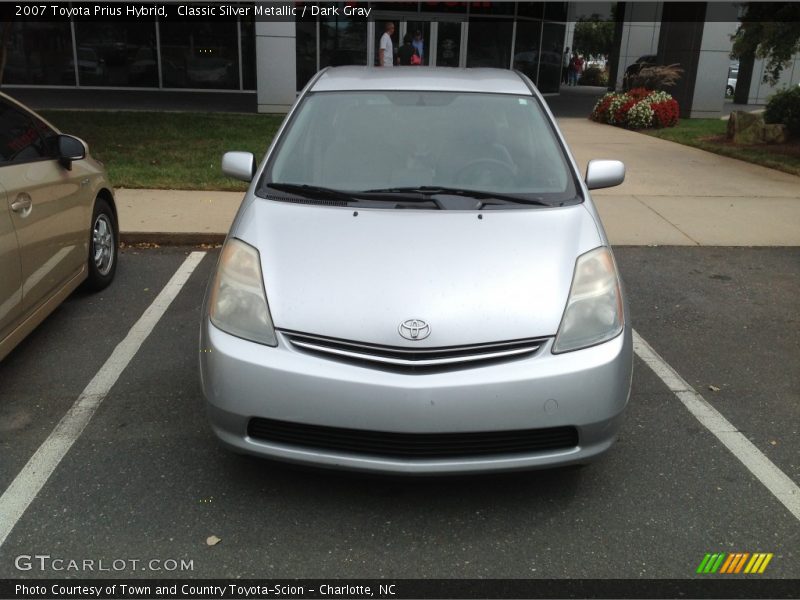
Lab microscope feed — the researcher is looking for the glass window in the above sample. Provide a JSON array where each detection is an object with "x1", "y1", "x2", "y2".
[
  {"x1": 544, "y1": 2, "x2": 569, "y2": 21},
  {"x1": 466, "y1": 21, "x2": 513, "y2": 68},
  {"x1": 296, "y1": 21, "x2": 318, "y2": 90},
  {"x1": 320, "y1": 19, "x2": 367, "y2": 68},
  {"x1": 513, "y1": 20, "x2": 542, "y2": 83},
  {"x1": 469, "y1": 2, "x2": 515, "y2": 16},
  {"x1": 158, "y1": 21, "x2": 239, "y2": 89},
  {"x1": 406, "y1": 21, "x2": 431, "y2": 66},
  {"x1": 421, "y1": 1, "x2": 467, "y2": 13},
  {"x1": 0, "y1": 100, "x2": 53, "y2": 164},
  {"x1": 241, "y1": 16, "x2": 256, "y2": 90},
  {"x1": 517, "y1": 3, "x2": 544, "y2": 19},
  {"x1": 74, "y1": 21, "x2": 158, "y2": 87},
  {"x1": 263, "y1": 91, "x2": 577, "y2": 204},
  {"x1": 1, "y1": 22, "x2": 75, "y2": 86},
  {"x1": 435, "y1": 21, "x2": 462, "y2": 67},
  {"x1": 537, "y1": 21, "x2": 565, "y2": 93},
  {"x1": 370, "y1": 2, "x2": 420, "y2": 11}
]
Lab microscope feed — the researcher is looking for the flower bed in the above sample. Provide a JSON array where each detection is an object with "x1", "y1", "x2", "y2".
[{"x1": 591, "y1": 88, "x2": 679, "y2": 129}]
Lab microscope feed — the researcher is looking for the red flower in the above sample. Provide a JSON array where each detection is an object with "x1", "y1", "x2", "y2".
[
  {"x1": 591, "y1": 95, "x2": 615, "y2": 122},
  {"x1": 614, "y1": 99, "x2": 637, "y2": 124},
  {"x1": 651, "y1": 99, "x2": 679, "y2": 127},
  {"x1": 627, "y1": 87, "x2": 652, "y2": 102}
]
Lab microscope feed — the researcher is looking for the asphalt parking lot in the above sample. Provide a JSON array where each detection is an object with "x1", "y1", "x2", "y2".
[{"x1": 0, "y1": 245, "x2": 797, "y2": 579}]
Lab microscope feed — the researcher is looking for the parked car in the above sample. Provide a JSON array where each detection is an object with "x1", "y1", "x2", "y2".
[
  {"x1": 61, "y1": 47, "x2": 108, "y2": 85},
  {"x1": 200, "y1": 67, "x2": 632, "y2": 475},
  {"x1": 727, "y1": 61, "x2": 739, "y2": 96},
  {"x1": 0, "y1": 93, "x2": 118, "y2": 362},
  {"x1": 622, "y1": 54, "x2": 656, "y2": 90}
]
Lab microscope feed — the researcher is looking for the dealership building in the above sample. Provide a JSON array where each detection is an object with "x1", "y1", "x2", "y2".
[{"x1": 3, "y1": 1, "x2": 799, "y2": 116}]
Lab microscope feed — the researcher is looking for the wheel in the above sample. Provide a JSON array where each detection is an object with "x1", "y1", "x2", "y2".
[{"x1": 85, "y1": 196, "x2": 118, "y2": 291}]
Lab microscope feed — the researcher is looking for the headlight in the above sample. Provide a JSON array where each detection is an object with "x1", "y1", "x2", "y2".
[
  {"x1": 552, "y1": 246, "x2": 623, "y2": 354},
  {"x1": 208, "y1": 238, "x2": 277, "y2": 346}
]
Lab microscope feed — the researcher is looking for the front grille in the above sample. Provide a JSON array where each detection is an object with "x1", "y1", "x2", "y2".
[
  {"x1": 283, "y1": 331, "x2": 547, "y2": 372},
  {"x1": 247, "y1": 418, "x2": 579, "y2": 459}
]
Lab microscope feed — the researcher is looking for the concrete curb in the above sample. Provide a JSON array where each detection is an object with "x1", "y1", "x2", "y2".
[{"x1": 120, "y1": 232, "x2": 226, "y2": 246}]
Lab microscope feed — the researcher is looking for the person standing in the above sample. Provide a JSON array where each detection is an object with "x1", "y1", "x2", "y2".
[
  {"x1": 412, "y1": 30, "x2": 425, "y2": 64},
  {"x1": 562, "y1": 47, "x2": 570, "y2": 84},
  {"x1": 569, "y1": 51, "x2": 583, "y2": 86},
  {"x1": 397, "y1": 34, "x2": 420, "y2": 66},
  {"x1": 379, "y1": 22, "x2": 395, "y2": 67}
]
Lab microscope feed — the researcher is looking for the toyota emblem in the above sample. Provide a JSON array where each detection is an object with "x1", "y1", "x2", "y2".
[{"x1": 398, "y1": 319, "x2": 431, "y2": 341}]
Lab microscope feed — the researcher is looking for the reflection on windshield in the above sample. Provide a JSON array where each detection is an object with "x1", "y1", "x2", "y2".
[{"x1": 263, "y1": 90, "x2": 577, "y2": 203}]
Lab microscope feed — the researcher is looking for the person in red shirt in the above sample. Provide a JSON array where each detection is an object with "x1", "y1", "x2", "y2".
[{"x1": 569, "y1": 52, "x2": 584, "y2": 86}]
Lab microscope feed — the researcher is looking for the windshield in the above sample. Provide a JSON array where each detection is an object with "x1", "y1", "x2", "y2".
[{"x1": 259, "y1": 90, "x2": 579, "y2": 206}]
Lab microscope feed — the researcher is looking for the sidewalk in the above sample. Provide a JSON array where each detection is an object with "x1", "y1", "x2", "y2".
[
  {"x1": 117, "y1": 118, "x2": 800, "y2": 247},
  {"x1": 559, "y1": 118, "x2": 800, "y2": 246}
]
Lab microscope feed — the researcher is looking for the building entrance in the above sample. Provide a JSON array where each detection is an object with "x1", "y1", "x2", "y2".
[{"x1": 370, "y1": 16, "x2": 466, "y2": 68}]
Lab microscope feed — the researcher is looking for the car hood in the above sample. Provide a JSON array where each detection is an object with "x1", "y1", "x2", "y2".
[{"x1": 234, "y1": 198, "x2": 603, "y2": 347}]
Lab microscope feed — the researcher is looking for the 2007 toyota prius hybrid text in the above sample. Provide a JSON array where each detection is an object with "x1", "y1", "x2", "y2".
[{"x1": 199, "y1": 67, "x2": 632, "y2": 475}]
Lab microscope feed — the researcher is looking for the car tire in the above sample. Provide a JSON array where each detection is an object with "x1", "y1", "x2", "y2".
[{"x1": 85, "y1": 196, "x2": 118, "y2": 291}]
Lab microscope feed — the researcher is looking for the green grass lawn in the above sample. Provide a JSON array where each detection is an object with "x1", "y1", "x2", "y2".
[
  {"x1": 642, "y1": 118, "x2": 800, "y2": 177},
  {"x1": 41, "y1": 111, "x2": 284, "y2": 191},
  {"x1": 44, "y1": 111, "x2": 800, "y2": 190}
]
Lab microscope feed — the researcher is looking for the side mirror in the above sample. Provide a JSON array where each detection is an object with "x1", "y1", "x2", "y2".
[
  {"x1": 585, "y1": 159, "x2": 625, "y2": 190},
  {"x1": 58, "y1": 134, "x2": 86, "y2": 170},
  {"x1": 222, "y1": 151, "x2": 255, "y2": 182}
]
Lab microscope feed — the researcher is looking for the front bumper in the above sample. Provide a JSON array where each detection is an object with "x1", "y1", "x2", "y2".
[{"x1": 200, "y1": 323, "x2": 633, "y2": 474}]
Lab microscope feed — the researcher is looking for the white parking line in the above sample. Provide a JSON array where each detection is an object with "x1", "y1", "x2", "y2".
[
  {"x1": 0, "y1": 252, "x2": 206, "y2": 550},
  {"x1": 633, "y1": 329, "x2": 800, "y2": 523}
]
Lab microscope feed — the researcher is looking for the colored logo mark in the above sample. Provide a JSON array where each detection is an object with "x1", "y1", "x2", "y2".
[{"x1": 696, "y1": 552, "x2": 773, "y2": 574}]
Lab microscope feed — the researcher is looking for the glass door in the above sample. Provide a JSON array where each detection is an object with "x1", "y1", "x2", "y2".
[
  {"x1": 402, "y1": 21, "x2": 431, "y2": 66},
  {"x1": 371, "y1": 16, "x2": 464, "y2": 68},
  {"x1": 433, "y1": 21, "x2": 462, "y2": 67}
]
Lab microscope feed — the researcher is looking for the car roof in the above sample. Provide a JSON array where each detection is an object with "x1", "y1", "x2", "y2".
[{"x1": 310, "y1": 67, "x2": 533, "y2": 95}]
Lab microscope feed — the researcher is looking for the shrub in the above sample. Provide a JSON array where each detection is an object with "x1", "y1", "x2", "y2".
[
  {"x1": 651, "y1": 100, "x2": 679, "y2": 128},
  {"x1": 626, "y1": 64, "x2": 684, "y2": 91},
  {"x1": 579, "y1": 66, "x2": 609, "y2": 87},
  {"x1": 627, "y1": 101, "x2": 655, "y2": 129},
  {"x1": 591, "y1": 93, "x2": 616, "y2": 122},
  {"x1": 590, "y1": 89, "x2": 679, "y2": 129},
  {"x1": 764, "y1": 86, "x2": 800, "y2": 136}
]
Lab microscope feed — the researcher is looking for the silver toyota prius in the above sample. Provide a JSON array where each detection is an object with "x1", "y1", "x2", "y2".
[{"x1": 200, "y1": 67, "x2": 632, "y2": 474}]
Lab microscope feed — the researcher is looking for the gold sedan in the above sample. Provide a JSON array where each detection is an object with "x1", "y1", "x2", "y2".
[{"x1": 0, "y1": 92, "x2": 118, "y2": 362}]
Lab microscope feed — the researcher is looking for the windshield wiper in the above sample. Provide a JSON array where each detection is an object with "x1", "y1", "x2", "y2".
[
  {"x1": 361, "y1": 186, "x2": 551, "y2": 206},
  {"x1": 264, "y1": 183, "x2": 357, "y2": 202},
  {"x1": 264, "y1": 183, "x2": 552, "y2": 209},
  {"x1": 264, "y1": 183, "x2": 442, "y2": 209}
]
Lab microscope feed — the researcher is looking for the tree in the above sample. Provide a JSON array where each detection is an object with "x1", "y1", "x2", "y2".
[
  {"x1": 732, "y1": 3, "x2": 800, "y2": 85},
  {"x1": 572, "y1": 14, "x2": 615, "y2": 58}
]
